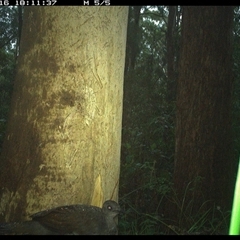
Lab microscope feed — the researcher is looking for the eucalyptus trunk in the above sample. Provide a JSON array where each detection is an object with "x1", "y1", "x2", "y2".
[{"x1": 0, "y1": 6, "x2": 128, "y2": 222}]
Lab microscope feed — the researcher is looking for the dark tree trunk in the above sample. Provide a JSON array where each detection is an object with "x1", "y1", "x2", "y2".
[
  {"x1": 173, "y1": 6, "x2": 235, "y2": 225},
  {"x1": 121, "y1": 6, "x2": 142, "y2": 144},
  {"x1": 166, "y1": 6, "x2": 176, "y2": 102},
  {"x1": 124, "y1": 6, "x2": 141, "y2": 74}
]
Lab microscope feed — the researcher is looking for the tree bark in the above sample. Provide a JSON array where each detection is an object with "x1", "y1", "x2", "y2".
[
  {"x1": 174, "y1": 6, "x2": 235, "y2": 219},
  {"x1": 0, "y1": 6, "x2": 128, "y2": 222},
  {"x1": 124, "y1": 6, "x2": 141, "y2": 74},
  {"x1": 166, "y1": 6, "x2": 176, "y2": 102}
]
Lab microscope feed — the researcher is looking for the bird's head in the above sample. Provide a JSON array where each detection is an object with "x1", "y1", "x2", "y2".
[{"x1": 102, "y1": 200, "x2": 122, "y2": 218}]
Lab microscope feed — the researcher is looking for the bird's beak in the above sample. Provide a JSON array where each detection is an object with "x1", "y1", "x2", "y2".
[{"x1": 118, "y1": 209, "x2": 125, "y2": 215}]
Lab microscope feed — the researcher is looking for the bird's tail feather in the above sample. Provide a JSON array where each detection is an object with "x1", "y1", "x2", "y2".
[{"x1": 0, "y1": 221, "x2": 54, "y2": 235}]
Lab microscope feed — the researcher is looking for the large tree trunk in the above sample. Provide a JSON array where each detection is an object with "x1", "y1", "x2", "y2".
[
  {"x1": 124, "y1": 6, "x2": 141, "y2": 74},
  {"x1": 174, "y1": 6, "x2": 235, "y2": 223},
  {"x1": 166, "y1": 5, "x2": 176, "y2": 102},
  {"x1": 0, "y1": 6, "x2": 128, "y2": 222}
]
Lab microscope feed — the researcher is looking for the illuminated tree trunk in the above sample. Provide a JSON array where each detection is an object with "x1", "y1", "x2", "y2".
[{"x1": 0, "y1": 6, "x2": 128, "y2": 222}]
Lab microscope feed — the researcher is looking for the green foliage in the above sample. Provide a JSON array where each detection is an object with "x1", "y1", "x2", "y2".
[
  {"x1": 0, "y1": 7, "x2": 20, "y2": 150},
  {"x1": 119, "y1": 197, "x2": 166, "y2": 235},
  {"x1": 0, "y1": 5, "x2": 240, "y2": 235},
  {"x1": 233, "y1": 7, "x2": 240, "y2": 162},
  {"x1": 120, "y1": 6, "x2": 176, "y2": 234},
  {"x1": 0, "y1": 49, "x2": 15, "y2": 147},
  {"x1": 229, "y1": 159, "x2": 240, "y2": 235},
  {"x1": 0, "y1": 6, "x2": 19, "y2": 50},
  {"x1": 119, "y1": 6, "x2": 176, "y2": 234},
  {"x1": 120, "y1": 6, "x2": 240, "y2": 235},
  {"x1": 166, "y1": 182, "x2": 231, "y2": 235},
  {"x1": 120, "y1": 175, "x2": 230, "y2": 234}
]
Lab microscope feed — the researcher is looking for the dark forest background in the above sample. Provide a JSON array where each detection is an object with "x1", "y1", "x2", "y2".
[{"x1": 1, "y1": 6, "x2": 240, "y2": 234}]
